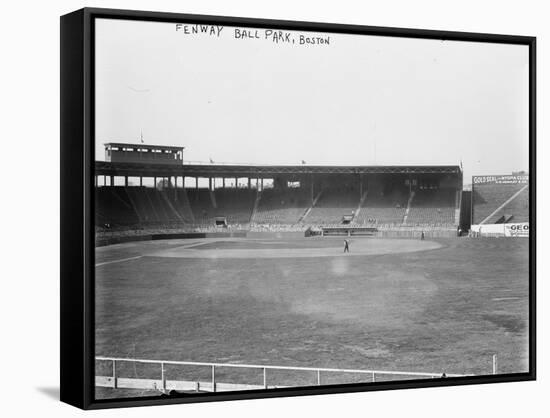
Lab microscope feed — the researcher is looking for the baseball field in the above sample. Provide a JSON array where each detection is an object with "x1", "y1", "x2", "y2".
[{"x1": 94, "y1": 235, "x2": 529, "y2": 399}]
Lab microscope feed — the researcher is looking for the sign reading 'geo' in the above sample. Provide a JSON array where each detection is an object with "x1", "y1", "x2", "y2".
[{"x1": 504, "y1": 223, "x2": 529, "y2": 237}]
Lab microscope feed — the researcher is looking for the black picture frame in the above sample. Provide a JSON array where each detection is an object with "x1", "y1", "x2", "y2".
[{"x1": 60, "y1": 7, "x2": 536, "y2": 410}]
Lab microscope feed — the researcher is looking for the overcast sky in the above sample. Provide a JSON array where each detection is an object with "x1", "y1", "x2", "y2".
[{"x1": 95, "y1": 18, "x2": 529, "y2": 182}]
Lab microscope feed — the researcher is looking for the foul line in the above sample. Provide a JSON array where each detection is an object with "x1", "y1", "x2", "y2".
[{"x1": 95, "y1": 255, "x2": 142, "y2": 267}]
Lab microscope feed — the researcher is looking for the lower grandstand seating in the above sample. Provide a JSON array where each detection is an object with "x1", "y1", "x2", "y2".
[
  {"x1": 187, "y1": 189, "x2": 215, "y2": 224},
  {"x1": 354, "y1": 187, "x2": 408, "y2": 226},
  {"x1": 97, "y1": 186, "x2": 257, "y2": 228},
  {"x1": 253, "y1": 188, "x2": 311, "y2": 224},
  {"x1": 172, "y1": 190, "x2": 195, "y2": 223},
  {"x1": 407, "y1": 188, "x2": 457, "y2": 226},
  {"x1": 126, "y1": 187, "x2": 182, "y2": 223},
  {"x1": 125, "y1": 187, "x2": 155, "y2": 222},
  {"x1": 95, "y1": 178, "x2": 466, "y2": 231},
  {"x1": 95, "y1": 186, "x2": 139, "y2": 226},
  {"x1": 185, "y1": 188, "x2": 256, "y2": 225},
  {"x1": 473, "y1": 183, "x2": 529, "y2": 224},
  {"x1": 213, "y1": 189, "x2": 256, "y2": 224},
  {"x1": 97, "y1": 186, "x2": 193, "y2": 227},
  {"x1": 304, "y1": 188, "x2": 360, "y2": 225}
]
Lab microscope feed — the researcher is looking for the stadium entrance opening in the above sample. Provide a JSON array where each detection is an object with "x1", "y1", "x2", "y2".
[
  {"x1": 215, "y1": 217, "x2": 227, "y2": 227},
  {"x1": 342, "y1": 215, "x2": 354, "y2": 225}
]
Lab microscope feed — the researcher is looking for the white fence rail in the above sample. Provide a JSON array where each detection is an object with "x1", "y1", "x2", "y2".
[{"x1": 95, "y1": 356, "x2": 470, "y2": 393}]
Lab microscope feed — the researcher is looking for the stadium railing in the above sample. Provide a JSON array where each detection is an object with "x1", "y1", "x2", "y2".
[{"x1": 95, "y1": 356, "x2": 468, "y2": 393}]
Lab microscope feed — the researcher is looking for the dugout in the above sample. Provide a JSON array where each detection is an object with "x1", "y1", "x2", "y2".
[{"x1": 321, "y1": 226, "x2": 378, "y2": 236}]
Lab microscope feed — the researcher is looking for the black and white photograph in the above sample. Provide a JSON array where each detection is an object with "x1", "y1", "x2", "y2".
[
  {"x1": 90, "y1": 14, "x2": 533, "y2": 403},
  {"x1": 3, "y1": 0, "x2": 550, "y2": 416}
]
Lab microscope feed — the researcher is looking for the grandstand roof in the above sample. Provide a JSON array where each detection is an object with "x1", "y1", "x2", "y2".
[
  {"x1": 104, "y1": 143, "x2": 185, "y2": 151},
  {"x1": 94, "y1": 162, "x2": 461, "y2": 178}
]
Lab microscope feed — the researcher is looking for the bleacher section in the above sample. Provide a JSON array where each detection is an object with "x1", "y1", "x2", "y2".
[
  {"x1": 407, "y1": 189, "x2": 457, "y2": 226},
  {"x1": 304, "y1": 188, "x2": 360, "y2": 225},
  {"x1": 253, "y1": 188, "x2": 311, "y2": 225},
  {"x1": 473, "y1": 184, "x2": 529, "y2": 224}
]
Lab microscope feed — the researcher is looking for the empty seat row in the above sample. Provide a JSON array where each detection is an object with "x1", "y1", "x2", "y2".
[{"x1": 253, "y1": 189, "x2": 311, "y2": 225}]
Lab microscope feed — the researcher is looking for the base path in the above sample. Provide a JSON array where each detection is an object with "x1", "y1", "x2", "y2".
[{"x1": 149, "y1": 238, "x2": 442, "y2": 259}]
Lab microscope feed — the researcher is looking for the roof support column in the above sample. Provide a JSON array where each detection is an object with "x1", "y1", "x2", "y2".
[{"x1": 311, "y1": 175, "x2": 314, "y2": 205}]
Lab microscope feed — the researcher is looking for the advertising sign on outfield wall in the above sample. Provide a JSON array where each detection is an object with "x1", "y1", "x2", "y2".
[
  {"x1": 504, "y1": 223, "x2": 529, "y2": 237},
  {"x1": 472, "y1": 175, "x2": 529, "y2": 185},
  {"x1": 470, "y1": 223, "x2": 529, "y2": 237}
]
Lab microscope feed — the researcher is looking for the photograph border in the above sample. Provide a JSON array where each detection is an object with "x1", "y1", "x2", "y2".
[{"x1": 60, "y1": 7, "x2": 536, "y2": 410}]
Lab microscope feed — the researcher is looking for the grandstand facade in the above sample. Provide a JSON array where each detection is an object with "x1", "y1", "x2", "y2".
[{"x1": 94, "y1": 148, "x2": 463, "y2": 236}]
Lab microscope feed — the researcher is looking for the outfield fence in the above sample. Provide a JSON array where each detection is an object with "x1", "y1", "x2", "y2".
[{"x1": 95, "y1": 356, "x2": 472, "y2": 393}]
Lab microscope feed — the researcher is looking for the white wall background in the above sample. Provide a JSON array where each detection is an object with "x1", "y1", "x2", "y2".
[{"x1": 0, "y1": 0, "x2": 547, "y2": 416}]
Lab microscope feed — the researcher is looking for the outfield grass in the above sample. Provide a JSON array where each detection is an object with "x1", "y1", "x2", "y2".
[{"x1": 94, "y1": 237, "x2": 529, "y2": 399}]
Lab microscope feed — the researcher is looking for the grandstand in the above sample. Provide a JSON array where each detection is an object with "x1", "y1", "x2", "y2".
[
  {"x1": 304, "y1": 185, "x2": 361, "y2": 225},
  {"x1": 354, "y1": 178, "x2": 409, "y2": 226},
  {"x1": 252, "y1": 188, "x2": 311, "y2": 225},
  {"x1": 95, "y1": 186, "x2": 139, "y2": 226},
  {"x1": 214, "y1": 188, "x2": 257, "y2": 224},
  {"x1": 187, "y1": 189, "x2": 216, "y2": 224},
  {"x1": 95, "y1": 168, "x2": 532, "y2": 239},
  {"x1": 94, "y1": 145, "x2": 463, "y2": 237},
  {"x1": 407, "y1": 188, "x2": 457, "y2": 226}
]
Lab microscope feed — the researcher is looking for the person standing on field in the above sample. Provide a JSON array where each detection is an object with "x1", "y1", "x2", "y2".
[{"x1": 344, "y1": 239, "x2": 350, "y2": 253}]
